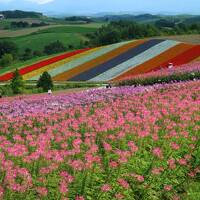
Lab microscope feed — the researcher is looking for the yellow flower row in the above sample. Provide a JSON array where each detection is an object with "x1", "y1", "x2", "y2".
[{"x1": 22, "y1": 47, "x2": 102, "y2": 80}]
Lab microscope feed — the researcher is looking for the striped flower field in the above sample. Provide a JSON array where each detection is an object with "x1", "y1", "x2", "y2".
[{"x1": 0, "y1": 39, "x2": 200, "y2": 82}]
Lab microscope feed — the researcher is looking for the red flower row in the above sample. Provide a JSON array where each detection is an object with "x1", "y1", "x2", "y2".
[
  {"x1": 0, "y1": 48, "x2": 91, "y2": 81},
  {"x1": 150, "y1": 45, "x2": 200, "y2": 72}
]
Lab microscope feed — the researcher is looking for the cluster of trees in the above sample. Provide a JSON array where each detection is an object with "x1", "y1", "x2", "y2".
[
  {"x1": 10, "y1": 21, "x2": 49, "y2": 29},
  {"x1": 0, "y1": 40, "x2": 77, "y2": 67},
  {"x1": 0, "y1": 41, "x2": 18, "y2": 67},
  {"x1": 87, "y1": 21, "x2": 160, "y2": 46},
  {"x1": 155, "y1": 19, "x2": 200, "y2": 34},
  {"x1": 0, "y1": 70, "x2": 53, "y2": 96},
  {"x1": 88, "y1": 20, "x2": 200, "y2": 46}
]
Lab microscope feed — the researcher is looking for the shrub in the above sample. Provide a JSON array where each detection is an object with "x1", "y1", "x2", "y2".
[
  {"x1": 37, "y1": 71, "x2": 53, "y2": 92},
  {"x1": 43, "y1": 40, "x2": 66, "y2": 55},
  {"x1": 10, "y1": 69, "x2": 24, "y2": 94},
  {"x1": 0, "y1": 53, "x2": 13, "y2": 67},
  {"x1": 117, "y1": 71, "x2": 200, "y2": 87},
  {"x1": 0, "y1": 41, "x2": 18, "y2": 58},
  {"x1": 0, "y1": 84, "x2": 13, "y2": 96}
]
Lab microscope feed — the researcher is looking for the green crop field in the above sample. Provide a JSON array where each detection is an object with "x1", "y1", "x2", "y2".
[{"x1": 0, "y1": 25, "x2": 100, "y2": 53}]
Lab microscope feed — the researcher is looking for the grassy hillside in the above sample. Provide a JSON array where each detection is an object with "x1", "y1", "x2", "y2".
[{"x1": 0, "y1": 25, "x2": 99, "y2": 53}]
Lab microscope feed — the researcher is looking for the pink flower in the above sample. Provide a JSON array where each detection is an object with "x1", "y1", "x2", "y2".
[
  {"x1": 115, "y1": 193, "x2": 124, "y2": 199},
  {"x1": 59, "y1": 180, "x2": 68, "y2": 194},
  {"x1": 184, "y1": 154, "x2": 192, "y2": 161},
  {"x1": 103, "y1": 142, "x2": 112, "y2": 151},
  {"x1": 36, "y1": 186, "x2": 48, "y2": 197},
  {"x1": 168, "y1": 159, "x2": 176, "y2": 169},
  {"x1": 164, "y1": 185, "x2": 172, "y2": 191},
  {"x1": 109, "y1": 160, "x2": 119, "y2": 168},
  {"x1": 75, "y1": 195, "x2": 85, "y2": 200},
  {"x1": 60, "y1": 171, "x2": 74, "y2": 183},
  {"x1": 135, "y1": 175, "x2": 144, "y2": 182},
  {"x1": 117, "y1": 178, "x2": 129, "y2": 189},
  {"x1": 101, "y1": 184, "x2": 112, "y2": 192},
  {"x1": 151, "y1": 167, "x2": 164, "y2": 175},
  {"x1": 0, "y1": 185, "x2": 4, "y2": 199},
  {"x1": 69, "y1": 159, "x2": 84, "y2": 171},
  {"x1": 73, "y1": 138, "x2": 82, "y2": 148},
  {"x1": 178, "y1": 158, "x2": 187, "y2": 166},
  {"x1": 130, "y1": 173, "x2": 144, "y2": 182},
  {"x1": 173, "y1": 195, "x2": 180, "y2": 200},
  {"x1": 170, "y1": 142, "x2": 180, "y2": 150},
  {"x1": 152, "y1": 134, "x2": 159, "y2": 141},
  {"x1": 152, "y1": 147, "x2": 163, "y2": 159},
  {"x1": 188, "y1": 171, "x2": 196, "y2": 177},
  {"x1": 127, "y1": 141, "x2": 138, "y2": 153}
]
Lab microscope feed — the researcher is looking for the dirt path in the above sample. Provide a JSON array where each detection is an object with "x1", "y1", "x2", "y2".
[{"x1": 0, "y1": 25, "x2": 68, "y2": 38}]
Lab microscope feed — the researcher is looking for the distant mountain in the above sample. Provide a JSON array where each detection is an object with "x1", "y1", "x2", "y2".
[
  {"x1": 94, "y1": 14, "x2": 160, "y2": 23},
  {"x1": 183, "y1": 16, "x2": 200, "y2": 24},
  {"x1": 0, "y1": 10, "x2": 43, "y2": 19},
  {"x1": 92, "y1": 13, "x2": 200, "y2": 25}
]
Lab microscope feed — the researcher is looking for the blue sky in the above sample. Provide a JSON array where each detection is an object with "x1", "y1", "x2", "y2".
[{"x1": 0, "y1": 0, "x2": 200, "y2": 15}]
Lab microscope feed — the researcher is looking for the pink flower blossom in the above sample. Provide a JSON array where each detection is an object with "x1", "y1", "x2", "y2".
[
  {"x1": 36, "y1": 187, "x2": 48, "y2": 197},
  {"x1": 115, "y1": 193, "x2": 124, "y2": 199},
  {"x1": 178, "y1": 158, "x2": 187, "y2": 166},
  {"x1": 117, "y1": 178, "x2": 129, "y2": 189},
  {"x1": 152, "y1": 147, "x2": 163, "y2": 159},
  {"x1": 75, "y1": 195, "x2": 85, "y2": 200},
  {"x1": 101, "y1": 184, "x2": 112, "y2": 192},
  {"x1": 164, "y1": 185, "x2": 172, "y2": 191}
]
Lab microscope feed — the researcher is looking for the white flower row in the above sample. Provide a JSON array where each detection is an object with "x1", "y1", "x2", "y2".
[
  {"x1": 29, "y1": 40, "x2": 132, "y2": 80},
  {"x1": 90, "y1": 40, "x2": 180, "y2": 82}
]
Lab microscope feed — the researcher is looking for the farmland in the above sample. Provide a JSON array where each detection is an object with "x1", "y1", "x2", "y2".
[
  {"x1": 0, "y1": 25, "x2": 100, "y2": 54},
  {"x1": 0, "y1": 38, "x2": 199, "y2": 82}
]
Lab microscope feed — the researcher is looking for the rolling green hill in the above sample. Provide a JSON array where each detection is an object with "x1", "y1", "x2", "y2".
[{"x1": 0, "y1": 25, "x2": 99, "y2": 53}]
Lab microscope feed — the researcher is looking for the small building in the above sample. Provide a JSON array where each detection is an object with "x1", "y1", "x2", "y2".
[{"x1": 0, "y1": 14, "x2": 5, "y2": 20}]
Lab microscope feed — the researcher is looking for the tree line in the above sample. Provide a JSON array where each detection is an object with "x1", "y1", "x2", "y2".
[
  {"x1": 1, "y1": 20, "x2": 200, "y2": 68},
  {"x1": 10, "y1": 21, "x2": 49, "y2": 29},
  {"x1": 0, "y1": 40, "x2": 79, "y2": 68},
  {"x1": 87, "y1": 20, "x2": 200, "y2": 46}
]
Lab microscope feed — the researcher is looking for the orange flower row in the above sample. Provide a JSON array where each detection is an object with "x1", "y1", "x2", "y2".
[
  {"x1": 114, "y1": 43, "x2": 194, "y2": 81},
  {"x1": 53, "y1": 40, "x2": 146, "y2": 81}
]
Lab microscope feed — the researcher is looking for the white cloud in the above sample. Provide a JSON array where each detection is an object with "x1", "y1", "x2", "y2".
[{"x1": 25, "y1": 0, "x2": 54, "y2": 4}]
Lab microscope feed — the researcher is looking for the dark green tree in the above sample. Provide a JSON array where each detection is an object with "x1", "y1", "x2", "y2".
[
  {"x1": 0, "y1": 53, "x2": 13, "y2": 67},
  {"x1": 10, "y1": 69, "x2": 24, "y2": 94},
  {"x1": 43, "y1": 40, "x2": 66, "y2": 55},
  {"x1": 0, "y1": 41, "x2": 18, "y2": 59},
  {"x1": 21, "y1": 48, "x2": 33, "y2": 60},
  {"x1": 37, "y1": 71, "x2": 53, "y2": 92}
]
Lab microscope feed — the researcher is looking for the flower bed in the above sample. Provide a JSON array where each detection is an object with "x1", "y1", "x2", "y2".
[
  {"x1": 0, "y1": 80, "x2": 199, "y2": 199},
  {"x1": 52, "y1": 40, "x2": 145, "y2": 81},
  {"x1": 23, "y1": 48, "x2": 100, "y2": 80},
  {"x1": 90, "y1": 40, "x2": 179, "y2": 82},
  {"x1": 118, "y1": 62, "x2": 200, "y2": 81},
  {"x1": 0, "y1": 48, "x2": 91, "y2": 81},
  {"x1": 114, "y1": 43, "x2": 193, "y2": 80}
]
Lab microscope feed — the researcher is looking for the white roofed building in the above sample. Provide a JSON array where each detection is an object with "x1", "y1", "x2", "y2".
[{"x1": 0, "y1": 14, "x2": 5, "y2": 20}]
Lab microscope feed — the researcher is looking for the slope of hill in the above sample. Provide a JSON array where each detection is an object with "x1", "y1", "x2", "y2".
[
  {"x1": 0, "y1": 10, "x2": 43, "y2": 19},
  {"x1": 0, "y1": 39, "x2": 200, "y2": 82}
]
